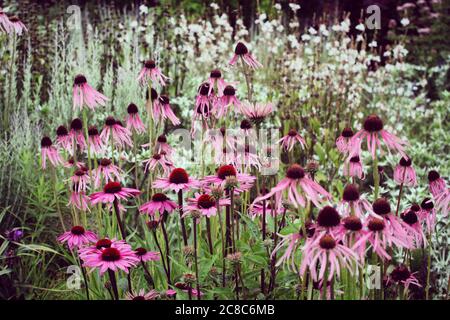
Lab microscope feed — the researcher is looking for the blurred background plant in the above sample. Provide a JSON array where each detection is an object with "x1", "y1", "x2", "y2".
[{"x1": 0, "y1": 0, "x2": 448, "y2": 299}]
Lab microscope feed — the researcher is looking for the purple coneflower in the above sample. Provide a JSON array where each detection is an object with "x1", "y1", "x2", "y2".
[
  {"x1": 388, "y1": 265, "x2": 421, "y2": 290},
  {"x1": 208, "y1": 69, "x2": 227, "y2": 95},
  {"x1": 57, "y1": 226, "x2": 97, "y2": 250},
  {"x1": 229, "y1": 42, "x2": 262, "y2": 69},
  {"x1": 72, "y1": 74, "x2": 108, "y2": 111},
  {"x1": 202, "y1": 164, "x2": 255, "y2": 193},
  {"x1": 254, "y1": 164, "x2": 331, "y2": 208},
  {"x1": 418, "y1": 198, "x2": 436, "y2": 233},
  {"x1": 336, "y1": 127, "x2": 354, "y2": 154},
  {"x1": 139, "y1": 193, "x2": 178, "y2": 216},
  {"x1": 215, "y1": 85, "x2": 241, "y2": 118},
  {"x1": 153, "y1": 168, "x2": 200, "y2": 193},
  {"x1": 238, "y1": 102, "x2": 273, "y2": 125},
  {"x1": 8, "y1": 15, "x2": 27, "y2": 35},
  {"x1": 90, "y1": 181, "x2": 140, "y2": 204},
  {"x1": 100, "y1": 116, "x2": 133, "y2": 148},
  {"x1": 125, "y1": 289, "x2": 159, "y2": 300},
  {"x1": 137, "y1": 59, "x2": 169, "y2": 86},
  {"x1": 126, "y1": 103, "x2": 146, "y2": 133},
  {"x1": 70, "y1": 168, "x2": 90, "y2": 192},
  {"x1": 349, "y1": 114, "x2": 409, "y2": 159},
  {"x1": 394, "y1": 157, "x2": 417, "y2": 186},
  {"x1": 87, "y1": 126, "x2": 104, "y2": 154},
  {"x1": 93, "y1": 158, "x2": 122, "y2": 187},
  {"x1": 0, "y1": 9, "x2": 13, "y2": 33},
  {"x1": 68, "y1": 191, "x2": 90, "y2": 211},
  {"x1": 278, "y1": 129, "x2": 306, "y2": 151},
  {"x1": 69, "y1": 118, "x2": 86, "y2": 151},
  {"x1": 152, "y1": 95, "x2": 180, "y2": 126},
  {"x1": 337, "y1": 184, "x2": 372, "y2": 218},
  {"x1": 184, "y1": 193, "x2": 230, "y2": 218},
  {"x1": 400, "y1": 206, "x2": 426, "y2": 247},
  {"x1": 343, "y1": 155, "x2": 364, "y2": 180},
  {"x1": 55, "y1": 125, "x2": 72, "y2": 152},
  {"x1": 40, "y1": 136, "x2": 63, "y2": 169},
  {"x1": 135, "y1": 247, "x2": 160, "y2": 262},
  {"x1": 143, "y1": 153, "x2": 173, "y2": 175},
  {"x1": 428, "y1": 170, "x2": 446, "y2": 197},
  {"x1": 195, "y1": 83, "x2": 214, "y2": 119}
]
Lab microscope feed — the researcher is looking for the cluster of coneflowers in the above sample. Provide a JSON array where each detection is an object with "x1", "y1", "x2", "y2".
[{"x1": 40, "y1": 37, "x2": 448, "y2": 300}]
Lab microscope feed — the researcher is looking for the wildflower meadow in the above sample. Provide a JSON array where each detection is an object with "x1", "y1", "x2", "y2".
[{"x1": 0, "y1": 1, "x2": 449, "y2": 304}]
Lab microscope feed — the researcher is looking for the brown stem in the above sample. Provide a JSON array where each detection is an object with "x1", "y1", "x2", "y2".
[
  {"x1": 113, "y1": 199, "x2": 126, "y2": 240},
  {"x1": 178, "y1": 190, "x2": 188, "y2": 246}
]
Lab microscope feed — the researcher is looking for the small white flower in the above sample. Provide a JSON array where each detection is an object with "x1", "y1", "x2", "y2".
[
  {"x1": 301, "y1": 34, "x2": 311, "y2": 41},
  {"x1": 289, "y1": 3, "x2": 301, "y2": 11},
  {"x1": 368, "y1": 40, "x2": 377, "y2": 48},
  {"x1": 210, "y1": 2, "x2": 219, "y2": 10},
  {"x1": 139, "y1": 5, "x2": 148, "y2": 15},
  {"x1": 130, "y1": 20, "x2": 138, "y2": 28},
  {"x1": 355, "y1": 23, "x2": 365, "y2": 31},
  {"x1": 308, "y1": 27, "x2": 317, "y2": 35},
  {"x1": 400, "y1": 18, "x2": 410, "y2": 26},
  {"x1": 274, "y1": 3, "x2": 282, "y2": 10}
]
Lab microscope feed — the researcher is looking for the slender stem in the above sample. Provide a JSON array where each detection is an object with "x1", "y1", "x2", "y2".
[
  {"x1": 193, "y1": 218, "x2": 201, "y2": 300},
  {"x1": 151, "y1": 230, "x2": 170, "y2": 283},
  {"x1": 178, "y1": 190, "x2": 188, "y2": 246},
  {"x1": 4, "y1": 34, "x2": 16, "y2": 129},
  {"x1": 52, "y1": 167, "x2": 66, "y2": 231},
  {"x1": 108, "y1": 269, "x2": 119, "y2": 300},
  {"x1": 425, "y1": 234, "x2": 432, "y2": 300},
  {"x1": 160, "y1": 212, "x2": 172, "y2": 285},
  {"x1": 321, "y1": 254, "x2": 329, "y2": 300},
  {"x1": 261, "y1": 199, "x2": 266, "y2": 294},
  {"x1": 133, "y1": 131, "x2": 139, "y2": 188},
  {"x1": 113, "y1": 199, "x2": 126, "y2": 240},
  {"x1": 206, "y1": 218, "x2": 214, "y2": 255},
  {"x1": 217, "y1": 200, "x2": 226, "y2": 287},
  {"x1": 373, "y1": 152, "x2": 380, "y2": 199},
  {"x1": 140, "y1": 260, "x2": 155, "y2": 288},
  {"x1": 395, "y1": 167, "x2": 407, "y2": 216},
  {"x1": 77, "y1": 254, "x2": 90, "y2": 300}
]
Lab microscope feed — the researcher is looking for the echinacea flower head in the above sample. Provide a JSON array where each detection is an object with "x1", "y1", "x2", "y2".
[
  {"x1": 238, "y1": 102, "x2": 273, "y2": 125},
  {"x1": 57, "y1": 226, "x2": 97, "y2": 250},
  {"x1": 350, "y1": 114, "x2": 409, "y2": 159},
  {"x1": 400, "y1": 207, "x2": 427, "y2": 247},
  {"x1": 338, "y1": 184, "x2": 372, "y2": 218},
  {"x1": 278, "y1": 129, "x2": 306, "y2": 151},
  {"x1": 316, "y1": 206, "x2": 341, "y2": 231},
  {"x1": 185, "y1": 193, "x2": 230, "y2": 218},
  {"x1": 428, "y1": 170, "x2": 446, "y2": 197},
  {"x1": 94, "y1": 158, "x2": 122, "y2": 187},
  {"x1": 388, "y1": 265, "x2": 421, "y2": 290},
  {"x1": 80, "y1": 239, "x2": 139, "y2": 274},
  {"x1": 418, "y1": 197, "x2": 436, "y2": 233},
  {"x1": 153, "y1": 168, "x2": 200, "y2": 193},
  {"x1": 134, "y1": 247, "x2": 160, "y2": 262},
  {"x1": 126, "y1": 103, "x2": 146, "y2": 133},
  {"x1": 336, "y1": 127, "x2": 354, "y2": 154},
  {"x1": 90, "y1": 181, "x2": 140, "y2": 204},
  {"x1": 68, "y1": 191, "x2": 90, "y2": 211},
  {"x1": 55, "y1": 125, "x2": 72, "y2": 152},
  {"x1": 100, "y1": 116, "x2": 133, "y2": 148},
  {"x1": 343, "y1": 155, "x2": 364, "y2": 180},
  {"x1": 215, "y1": 85, "x2": 240, "y2": 118},
  {"x1": 143, "y1": 152, "x2": 173, "y2": 175},
  {"x1": 139, "y1": 193, "x2": 178, "y2": 216},
  {"x1": 87, "y1": 126, "x2": 104, "y2": 154},
  {"x1": 300, "y1": 234, "x2": 358, "y2": 283},
  {"x1": 72, "y1": 74, "x2": 108, "y2": 111},
  {"x1": 434, "y1": 188, "x2": 449, "y2": 217},
  {"x1": 137, "y1": 59, "x2": 169, "y2": 86},
  {"x1": 8, "y1": 15, "x2": 27, "y2": 35},
  {"x1": 152, "y1": 95, "x2": 180, "y2": 126},
  {"x1": 254, "y1": 164, "x2": 331, "y2": 208},
  {"x1": 69, "y1": 118, "x2": 86, "y2": 151},
  {"x1": 394, "y1": 157, "x2": 417, "y2": 186},
  {"x1": 195, "y1": 82, "x2": 214, "y2": 119},
  {"x1": 70, "y1": 168, "x2": 90, "y2": 192},
  {"x1": 40, "y1": 136, "x2": 63, "y2": 169},
  {"x1": 0, "y1": 9, "x2": 13, "y2": 33},
  {"x1": 202, "y1": 164, "x2": 255, "y2": 193},
  {"x1": 208, "y1": 69, "x2": 226, "y2": 94},
  {"x1": 125, "y1": 289, "x2": 159, "y2": 300},
  {"x1": 239, "y1": 119, "x2": 253, "y2": 135},
  {"x1": 229, "y1": 41, "x2": 262, "y2": 69}
]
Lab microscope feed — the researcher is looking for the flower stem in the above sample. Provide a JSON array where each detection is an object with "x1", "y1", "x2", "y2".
[
  {"x1": 178, "y1": 190, "x2": 188, "y2": 246},
  {"x1": 193, "y1": 218, "x2": 201, "y2": 300},
  {"x1": 113, "y1": 198, "x2": 126, "y2": 239},
  {"x1": 108, "y1": 269, "x2": 119, "y2": 300},
  {"x1": 160, "y1": 212, "x2": 172, "y2": 285}
]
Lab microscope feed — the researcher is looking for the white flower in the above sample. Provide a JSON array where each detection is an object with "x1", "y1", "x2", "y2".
[
  {"x1": 308, "y1": 27, "x2": 317, "y2": 35},
  {"x1": 400, "y1": 18, "x2": 410, "y2": 26},
  {"x1": 301, "y1": 34, "x2": 311, "y2": 41},
  {"x1": 139, "y1": 5, "x2": 148, "y2": 15},
  {"x1": 368, "y1": 40, "x2": 377, "y2": 48},
  {"x1": 210, "y1": 2, "x2": 219, "y2": 10},
  {"x1": 355, "y1": 23, "x2": 365, "y2": 31},
  {"x1": 275, "y1": 3, "x2": 282, "y2": 10},
  {"x1": 289, "y1": 3, "x2": 301, "y2": 11},
  {"x1": 130, "y1": 20, "x2": 138, "y2": 28}
]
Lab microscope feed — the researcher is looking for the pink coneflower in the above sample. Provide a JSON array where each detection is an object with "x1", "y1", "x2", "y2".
[
  {"x1": 300, "y1": 234, "x2": 358, "y2": 282},
  {"x1": 139, "y1": 193, "x2": 178, "y2": 216},
  {"x1": 428, "y1": 170, "x2": 446, "y2": 197},
  {"x1": 343, "y1": 155, "x2": 364, "y2": 179},
  {"x1": 394, "y1": 157, "x2": 417, "y2": 186},
  {"x1": 57, "y1": 226, "x2": 97, "y2": 250},
  {"x1": 353, "y1": 217, "x2": 411, "y2": 260},
  {"x1": 314, "y1": 206, "x2": 342, "y2": 237},
  {"x1": 239, "y1": 119, "x2": 254, "y2": 136},
  {"x1": 152, "y1": 95, "x2": 180, "y2": 126},
  {"x1": 155, "y1": 134, "x2": 173, "y2": 156},
  {"x1": 0, "y1": 9, "x2": 13, "y2": 33},
  {"x1": 55, "y1": 125, "x2": 72, "y2": 152},
  {"x1": 68, "y1": 191, "x2": 90, "y2": 211},
  {"x1": 81, "y1": 240, "x2": 139, "y2": 274},
  {"x1": 184, "y1": 193, "x2": 230, "y2": 218},
  {"x1": 418, "y1": 198, "x2": 436, "y2": 233},
  {"x1": 143, "y1": 153, "x2": 173, "y2": 175},
  {"x1": 153, "y1": 168, "x2": 200, "y2": 193},
  {"x1": 137, "y1": 59, "x2": 169, "y2": 86},
  {"x1": 72, "y1": 74, "x2": 108, "y2": 111},
  {"x1": 349, "y1": 114, "x2": 409, "y2": 159},
  {"x1": 195, "y1": 83, "x2": 214, "y2": 119},
  {"x1": 337, "y1": 184, "x2": 372, "y2": 218},
  {"x1": 238, "y1": 102, "x2": 273, "y2": 125},
  {"x1": 202, "y1": 164, "x2": 255, "y2": 193},
  {"x1": 166, "y1": 289, "x2": 177, "y2": 298},
  {"x1": 249, "y1": 200, "x2": 284, "y2": 218},
  {"x1": 69, "y1": 118, "x2": 86, "y2": 152},
  {"x1": 400, "y1": 207, "x2": 426, "y2": 247},
  {"x1": 100, "y1": 116, "x2": 133, "y2": 148},
  {"x1": 70, "y1": 168, "x2": 90, "y2": 192},
  {"x1": 208, "y1": 69, "x2": 227, "y2": 95},
  {"x1": 209, "y1": 127, "x2": 237, "y2": 160},
  {"x1": 215, "y1": 85, "x2": 240, "y2": 118},
  {"x1": 336, "y1": 216, "x2": 366, "y2": 258},
  {"x1": 135, "y1": 247, "x2": 160, "y2": 262},
  {"x1": 235, "y1": 144, "x2": 261, "y2": 171},
  {"x1": 215, "y1": 147, "x2": 238, "y2": 167},
  {"x1": 8, "y1": 15, "x2": 27, "y2": 35},
  {"x1": 336, "y1": 127, "x2": 354, "y2": 154},
  {"x1": 94, "y1": 158, "x2": 122, "y2": 187},
  {"x1": 126, "y1": 103, "x2": 146, "y2": 133},
  {"x1": 125, "y1": 289, "x2": 159, "y2": 300},
  {"x1": 278, "y1": 129, "x2": 306, "y2": 151},
  {"x1": 90, "y1": 181, "x2": 140, "y2": 204},
  {"x1": 40, "y1": 136, "x2": 63, "y2": 169},
  {"x1": 87, "y1": 126, "x2": 104, "y2": 154},
  {"x1": 435, "y1": 189, "x2": 449, "y2": 217},
  {"x1": 254, "y1": 164, "x2": 331, "y2": 208},
  {"x1": 64, "y1": 158, "x2": 85, "y2": 169},
  {"x1": 371, "y1": 198, "x2": 411, "y2": 240},
  {"x1": 229, "y1": 42, "x2": 262, "y2": 69},
  {"x1": 388, "y1": 265, "x2": 421, "y2": 290}
]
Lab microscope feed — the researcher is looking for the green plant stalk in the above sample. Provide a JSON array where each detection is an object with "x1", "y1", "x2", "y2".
[
  {"x1": 425, "y1": 233, "x2": 432, "y2": 300},
  {"x1": 4, "y1": 33, "x2": 16, "y2": 129},
  {"x1": 108, "y1": 269, "x2": 119, "y2": 300},
  {"x1": 216, "y1": 200, "x2": 226, "y2": 287},
  {"x1": 160, "y1": 212, "x2": 172, "y2": 285},
  {"x1": 52, "y1": 167, "x2": 66, "y2": 231},
  {"x1": 373, "y1": 152, "x2": 379, "y2": 199},
  {"x1": 193, "y1": 218, "x2": 201, "y2": 300},
  {"x1": 321, "y1": 253, "x2": 329, "y2": 300},
  {"x1": 395, "y1": 167, "x2": 407, "y2": 216}
]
